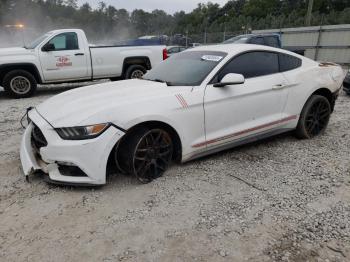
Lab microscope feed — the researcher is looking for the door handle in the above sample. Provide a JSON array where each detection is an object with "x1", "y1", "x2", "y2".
[
  {"x1": 75, "y1": 53, "x2": 85, "y2": 56},
  {"x1": 272, "y1": 84, "x2": 285, "y2": 90}
]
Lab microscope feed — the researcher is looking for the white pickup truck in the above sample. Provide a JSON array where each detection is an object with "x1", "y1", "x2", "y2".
[{"x1": 0, "y1": 29, "x2": 167, "y2": 98}]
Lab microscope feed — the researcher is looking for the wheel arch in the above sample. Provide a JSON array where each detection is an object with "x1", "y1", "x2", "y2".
[
  {"x1": 0, "y1": 63, "x2": 42, "y2": 85},
  {"x1": 122, "y1": 56, "x2": 151, "y2": 77},
  {"x1": 106, "y1": 120, "x2": 183, "y2": 176},
  {"x1": 310, "y1": 87, "x2": 335, "y2": 112}
]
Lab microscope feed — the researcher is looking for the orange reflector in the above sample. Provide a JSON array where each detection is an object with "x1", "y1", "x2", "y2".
[{"x1": 91, "y1": 124, "x2": 107, "y2": 134}]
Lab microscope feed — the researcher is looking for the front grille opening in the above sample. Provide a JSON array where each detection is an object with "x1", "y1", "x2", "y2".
[
  {"x1": 31, "y1": 124, "x2": 48, "y2": 149},
  {"x1": 58, "y1": 165, "x2": 88, "y2": 177}
]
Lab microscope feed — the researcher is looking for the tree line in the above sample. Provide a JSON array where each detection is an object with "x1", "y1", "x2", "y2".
[{"x1": 0, "y1": 0, "x2": 349, "y2": 43}]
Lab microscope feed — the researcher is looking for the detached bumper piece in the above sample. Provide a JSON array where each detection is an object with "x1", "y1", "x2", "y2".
[{"x1": 20, "y1": 109, "x2": 125, "y2": 186}]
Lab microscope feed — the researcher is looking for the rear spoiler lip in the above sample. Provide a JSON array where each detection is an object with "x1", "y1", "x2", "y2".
[{"x1": 318, "y1": 61, "x2": 340, "y2": 67}]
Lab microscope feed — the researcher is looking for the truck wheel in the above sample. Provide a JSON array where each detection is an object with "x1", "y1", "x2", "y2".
[
  {"x1": 125, "y1": 65, "x2": 147, "y2": 79},
  {"x1": 3, "y1": 70, "x2": 37, "y2": 98}
]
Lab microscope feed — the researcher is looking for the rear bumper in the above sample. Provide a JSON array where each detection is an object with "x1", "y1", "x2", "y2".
[{"x1": 20, "y1": 109, "x2": 125, "y2": 185}]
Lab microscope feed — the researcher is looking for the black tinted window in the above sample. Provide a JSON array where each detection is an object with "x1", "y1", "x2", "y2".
[
  {"x1": 279, "y1": 53, "x2": 302, "y2": 72},
  {"x1": 264, "y1": 36, "x2": 279, "y2": 47},
  {"x1": 218, "y1": 51, "x2": 279, "y2": 79},
  {"x1": 249, "y1": 37, "x2": 264, "y2": 45}
]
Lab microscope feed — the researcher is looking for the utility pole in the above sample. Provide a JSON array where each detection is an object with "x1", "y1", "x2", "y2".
[
  {"x1": 204, "y1": 17, "x2": 208, "y2": 44},
  {"x1": 223, "y1": 23, "x2": 226, "y2": 42},
  {"x1": 305, "y1": 0, "x2": 314, "y2": 26}
]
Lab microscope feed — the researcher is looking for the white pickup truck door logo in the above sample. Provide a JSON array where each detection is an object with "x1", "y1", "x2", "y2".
[{"x1": 56, "y1": 56, "x2": 72, "y2": 67}]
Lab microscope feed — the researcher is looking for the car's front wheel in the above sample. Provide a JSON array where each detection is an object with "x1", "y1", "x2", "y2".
[
  {"x1": 2, "y1": 70, "x2": 37, "y2": 98},
  {"x1": 295, "y1": 95, "x2": 331, "y2": 139},
  {"x1": 116, "y1": 127, "x2": 173, "y2": 183}
]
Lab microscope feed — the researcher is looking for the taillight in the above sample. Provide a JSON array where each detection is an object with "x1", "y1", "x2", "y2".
[{"x1": 163, "y1": 48, "x2": 169, "y2": 60}]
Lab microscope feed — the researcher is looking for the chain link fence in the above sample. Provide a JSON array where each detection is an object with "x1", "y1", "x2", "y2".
[{"x1": 166, "y1": 31, "x2": 246, "y2": 47}]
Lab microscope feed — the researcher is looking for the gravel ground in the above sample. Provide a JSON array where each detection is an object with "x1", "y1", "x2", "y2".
[{"x1": 0, "y1": 84, "x2": 349, "y2": 262}]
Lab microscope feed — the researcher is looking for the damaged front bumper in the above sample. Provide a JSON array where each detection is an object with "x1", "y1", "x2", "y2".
[{"x1": 20, "y1": 109, "x2": 125, "y2": 186}]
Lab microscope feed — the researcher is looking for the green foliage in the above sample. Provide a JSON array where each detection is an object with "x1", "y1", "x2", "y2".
[{"x1": 0, "y1": 0, "x2": 349, "y2": 41}]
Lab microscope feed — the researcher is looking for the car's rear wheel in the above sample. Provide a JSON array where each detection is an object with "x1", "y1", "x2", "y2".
[
  {"x1": 116, "y1": 127, "x2": 173, "y2": 183},
  {"x1": 2, "y1": 70, "x2": 37, "y2": 98},
  {"x1": 125, "y1": 65, "x2": 147, "y2": 79},
  {"x1": 295, "y1": 95, "x2": 331, "y2": 139}
]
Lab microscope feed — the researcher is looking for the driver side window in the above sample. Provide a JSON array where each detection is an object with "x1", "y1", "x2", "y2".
[
  {"x1": 218, "y1": 51, "x2": 279, "y2": 81},
  {"x1": 47, "y1": 32, "x2": 79, "y2": 51}
]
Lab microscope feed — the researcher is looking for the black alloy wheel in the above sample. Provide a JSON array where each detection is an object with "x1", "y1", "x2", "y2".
[
  {"x1": 296, "y1": 95, "x2": 331, "y2": 139},
  {"x1": 116, "y1": 128, "x2": 173, "y2": 183}
]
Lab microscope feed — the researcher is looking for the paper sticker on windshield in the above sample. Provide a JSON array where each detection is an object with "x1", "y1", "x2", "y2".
[{"x1": 201, "y1": 55, "x2": 223, "y2": 62}]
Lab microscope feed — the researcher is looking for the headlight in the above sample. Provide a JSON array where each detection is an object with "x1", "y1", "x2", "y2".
[{"x1": 55, "y1": 123, "x2": 110, "y2": 140}]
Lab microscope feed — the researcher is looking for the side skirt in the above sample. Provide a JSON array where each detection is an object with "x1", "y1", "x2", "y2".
[{"x1": 183, "y1": 128, "x2": 294, "y2": 162}]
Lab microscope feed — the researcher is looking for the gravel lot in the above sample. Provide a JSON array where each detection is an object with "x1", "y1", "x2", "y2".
[{"x1": 0, "y1": 84, "x2": 349, "y2": 262}]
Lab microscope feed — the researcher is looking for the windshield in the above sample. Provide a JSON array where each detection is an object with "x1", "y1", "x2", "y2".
[
  {"x1": 25, "y1": 33, "x2": 52, "y2": 49},
  {"x1": 143, "y1": 51, "x2": 227, "y2": 86},
  {"x1": 223, "y1": 35, "x2": 249, "y2": 44}
]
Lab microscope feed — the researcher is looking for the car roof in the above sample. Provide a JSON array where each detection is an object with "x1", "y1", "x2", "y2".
[
  {"x1": 189, "y1": 43, "x2": 301, "y2": 57},
  {"x1": 167, "y1": 46, "x2": 183, "y2": 48},
  {"x1": 235, "y1": 33, "x2": 280, "y2": 38}
]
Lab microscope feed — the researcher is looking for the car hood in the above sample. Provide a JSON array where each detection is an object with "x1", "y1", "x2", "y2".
[
  {"x1": 36, "y1": 79, "x2": 173, "y2": 127},
  {"x1": 0, "y1": 47, "x2": 32, "y2": 57}
]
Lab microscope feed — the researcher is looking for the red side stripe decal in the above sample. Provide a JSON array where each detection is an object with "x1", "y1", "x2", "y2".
[
  {"x1": 176, "y1": 94, "x2": 188, "y2": 108},
  {"x1": 193, "y1": 115, "x2": 298, "y2": 148},
  {"x1": 179, "y1": 95, "x2": 188, "y2": 108}
]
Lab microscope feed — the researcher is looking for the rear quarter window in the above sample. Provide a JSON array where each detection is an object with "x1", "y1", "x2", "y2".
[{"x1": 279, "y1": 53, "x2": 302, "y2": 72}]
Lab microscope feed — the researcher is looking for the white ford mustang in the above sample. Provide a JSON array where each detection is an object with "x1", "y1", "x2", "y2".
[{"x1": 20, "y1": 44, "x2": 345, "y2": 186}]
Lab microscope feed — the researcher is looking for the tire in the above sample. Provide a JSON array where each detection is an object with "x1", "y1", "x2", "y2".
[
  {"x1": 124, "y1": 65, "x2": 147, "y2": 79},
  {"x1": 116, "y1": 127, "x2": 173, "y2": 183},
  {"x1": 2, "y1": 70, "x2": 37, "y2": 98},
  {"x1": 295, "y1": 95, "x2": 331, "y2": 139}
]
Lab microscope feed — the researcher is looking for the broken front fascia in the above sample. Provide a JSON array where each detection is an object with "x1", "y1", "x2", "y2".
[{"x1": 20, "y1": 108, "x2": 125, "y2": 185}]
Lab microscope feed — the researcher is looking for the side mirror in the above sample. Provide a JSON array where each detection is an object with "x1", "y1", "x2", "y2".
[
  {"x1": 214, "y1": 73, "x2": 245, "y2": 87},
  {"x1": 42, "y1": 43, "x2": 55, "y2": 52}
]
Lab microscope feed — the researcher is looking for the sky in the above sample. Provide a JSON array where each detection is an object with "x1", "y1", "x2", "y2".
[{"x1": 78, "y1": 0, "x2": 229, "y2": 14}]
